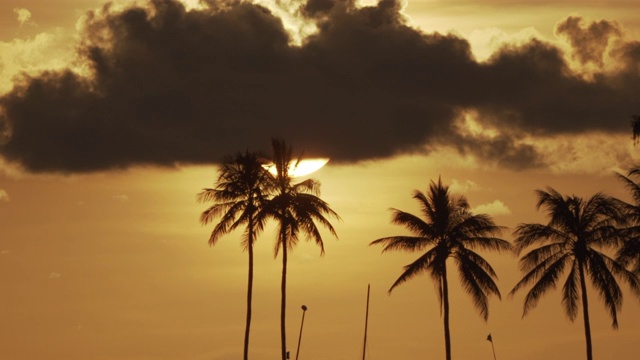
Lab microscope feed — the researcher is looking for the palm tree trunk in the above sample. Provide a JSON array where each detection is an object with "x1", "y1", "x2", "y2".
[
  {"x1": 280, "y1": 228, "x2": 288, "y2": 360},
  {"x1": 243, "y1": 228, "x2": 254, "y2": 360},
  {"x1": 442, "y1": 265, "x2": 452, "y2": 360},
  {"x1": 578, "y1": 263, "x2": 593, "y2": 360}
]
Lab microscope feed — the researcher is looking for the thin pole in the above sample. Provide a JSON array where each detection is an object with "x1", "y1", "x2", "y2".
[
  {"x1": 295, "y1": 305, "x2": 307, "y2": 360},
  {"x1": 362, "y1": 284, "x2": 371, "y2": 360},
  {"x1": 491, "y1": 341, "x2": 497, "y2": 360},
  {"x1": 487, "y1": 333, "x2": 497, "y2": 360}
]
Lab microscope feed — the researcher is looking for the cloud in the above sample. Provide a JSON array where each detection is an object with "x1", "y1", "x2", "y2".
[
  {"x1": 449, "y1": 179, "x2": 480, "y2": 194},
  {"x1": 472, "y1": 200, "x2": 512, "y2": 216},
  {"x1": 555, "y1": 16, "x2": 621, "y2": 67},
  {"x1": 468, "y1": 26, "x2": 543, "y2": 62},
  {"x1": 0, "y1": 189, "x2": 9, "y2": 202},
  {"x1": 529, "y1": 132, "x2": 639, "y2": 174},
  {"x1": 112, "y1": 194, "x2": 130, "y2": 202},
  {"x1": 0, "y1": 0, "x2": 638, "y2": 174},
  {"x1": 13, "y1": 8, "x2": 33, "y2": 27},
  {"x1": 0, "y1": 31, "x2": 75, "y2": 95}
]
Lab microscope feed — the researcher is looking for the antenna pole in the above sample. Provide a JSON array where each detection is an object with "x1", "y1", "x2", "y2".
[
  {"x1": 487, "y1": 333, "x2": 497, "y2": 360},
  {"x1": 295, "y1": 305, "x2": 307, "y2": 360},
  {"x1": 362, "y1": 284, "x2": 371, "y2": 360},
  {"x1": 491, "y1": 340, "x2": 497, "y2": 360}
]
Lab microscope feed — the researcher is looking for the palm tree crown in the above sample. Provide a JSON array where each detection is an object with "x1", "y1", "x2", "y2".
[
  {"x1": 198, "y1": 151, "x2": 273, "y2": 247},
  {"x1": 510, "y1": 187, "x2": 640, "y2": 360},
  {"x1": 371, "y1": 178, "x2": 510, "y2": 360},
  {"x1": 264, "y1": 139, "x2": 339, "y2": 257}
]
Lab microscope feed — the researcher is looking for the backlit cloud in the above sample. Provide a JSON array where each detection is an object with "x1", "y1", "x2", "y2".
[
  {"x1": 472, "y1": 200, "x2": 512, "y2": 216},
  {"x1": 449, "y1": 179, "x2": 480, "y2": 194},
  {"x1": 0, "y1": 189, "x2": 9, "y2": 202},
  {"x1": 0, "y1": 32, "x2": 75, "y2": 95},
  {"x1": 468, "y1": 26, "x2": 543, "y2": 62},
  {"x1": 13, "y1": 8, "x2": 33, "y2": 27},
  {"x1": 555, "y1": 16, "x2": 622, "y2": 67},
  {"x1": 0, "y1": 0, "x2": 638, "y2": 174},
  {"x1": 112, "y1": 194, "x2": 130, "y2": 202}
]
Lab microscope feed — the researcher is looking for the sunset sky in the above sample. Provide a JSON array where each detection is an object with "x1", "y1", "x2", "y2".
[{"x1": 1, "y1": 0, "x2": 640, "y2": 359}]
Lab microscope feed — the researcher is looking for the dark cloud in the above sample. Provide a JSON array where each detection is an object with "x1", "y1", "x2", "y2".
[
  {"x1": 555, "y1": 16, "x2": 621, "y2": 67},
  {"x1": 473, "y1": 39, "x2": 635, "y2": 135},
  {"x1": 0, "y1": 0, "x2": 638, "y2": 173},
  {"x1": 447, "y1": 131, "x2": 545, "y2": 170},
  {"x1": 301, "y1": 0, "x2": 343, "y2": 17}
]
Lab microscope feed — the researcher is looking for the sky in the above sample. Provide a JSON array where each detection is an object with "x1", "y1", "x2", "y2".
[{"x1": 0, "y1": 0, "x2": 639, "y2": 359}]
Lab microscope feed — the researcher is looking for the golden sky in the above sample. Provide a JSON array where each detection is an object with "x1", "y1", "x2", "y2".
[{"x1": 1, "y1": 1, "x2": 640, "y2": 359}]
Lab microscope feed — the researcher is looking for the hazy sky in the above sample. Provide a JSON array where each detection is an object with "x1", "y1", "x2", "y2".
[{"x1": 1, "y1": 1, "x2": 639, "y2": 359}]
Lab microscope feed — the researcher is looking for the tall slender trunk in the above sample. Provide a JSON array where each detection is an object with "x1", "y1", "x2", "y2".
[
  {"x1": 442, "y1": 264, "x2": 451, "y2": 360},
  {"x1": 362, "y1": 284, "x2": 370, "y2": 360},
  {"x1": 578, "y1": 262, "x2": 593, "y2": 360},
  {"x1": 243, "y1": 224, "x2": 254, "y2": 360},
  {"x1": 280, "y1": 227, "x2": 288, "y2": 360}
]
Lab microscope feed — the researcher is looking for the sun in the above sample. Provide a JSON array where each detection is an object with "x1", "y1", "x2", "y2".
[{"x1": 264, "y1": 158, "x2": 330, "y2": 178}]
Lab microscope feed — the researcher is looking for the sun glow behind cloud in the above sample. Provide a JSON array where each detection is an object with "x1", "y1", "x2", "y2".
[
  {"x1": 177, "y1": 0, "x2": 207, "y2": 11},
  {"x1": 264, "y1": 158, "x2": 330, "y2": 178}
]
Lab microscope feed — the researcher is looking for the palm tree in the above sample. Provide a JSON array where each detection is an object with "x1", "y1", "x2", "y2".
[
  {"x1": 261, "y1": 138, "x2": 340, "y2": 360},
  {"x1": 198, "y1": 151, "x2": 273, "y2": 360},
  {"x1": 370, "y1": 178, "x2": 511, "y2": 360},
  {"x1": 614, "y1": 167, "x2": 640, "y2": 274},
  {"x1": 510, "y1": 188, "x2": 640, "y2": 360}
]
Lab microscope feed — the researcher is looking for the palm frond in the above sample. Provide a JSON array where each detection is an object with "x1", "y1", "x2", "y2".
[
  {"x1": 615, "y1": 171, "x2": 640, "y2": 206},
  {"x1": 513, "y1": 223, "x2": 571, "y2": 254},
  {"x1": 391, "y1": 208, "x2": 435, "y2": 238},
  {"x1": 520, "y1": 254, "x2": 571, "y2": 317},
  {"x1": 518, "y1": 243, "x2": 568, "y2": 272},
  {"x1": 370, "y1": 236, "x2": 432, "y2": 253},
  {"x1": 388, "y1": 246, "x2": 443, "y2": 294},
  {"x1": 414, "y1": 190, "x2": 436, "y2": 224},
  {"x1": 199, "y1": 201, "x2": 232, "y2": 225},
  {"x1": 510, "y1": 248, "x2": 568, "y2": 295},
  {"x1": 561, "y1": 260, "x2": 580, "y2": 321},
  {"x1": 587, "y1": 250, "x2": 623, "y2": 329},
  {"x1": 617, "y1": 236, "x2": 640, "y2": 272},
  {"x1": 293, "y1": 178, "x2": 321, "y2": 195},
  {"x1": 600, "y1": 250, "x2": 640, "y2": 297},
  {"x1": 458, "y1": 236, "x2": 513, "y2": 253},
  {"x1": 197, "y1": 188, "x2": 218, "y2": 203},
  {"x1": 455, "y1": 248, "x2": 501, "y2": 320},
  {"x1": 587, "y1": 224, "x2": 625, "y2": 250}
]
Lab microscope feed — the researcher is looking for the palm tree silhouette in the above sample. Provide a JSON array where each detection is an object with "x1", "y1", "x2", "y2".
[
  {"x1": 510, "y1": 188, "x2": 640, "y2": 360},
  {"x1": 370, "y1": 178, "x2": 510, "y2": 360},
  {"x1": 261, "y1": 139, "x2": 340, "y2": 360},
  {"x1": 198, "y1": 151, "x2": 273, "y2": 360},
  {"x1": 614, "y1": 167, "x2": 640, "y2": 274}
]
